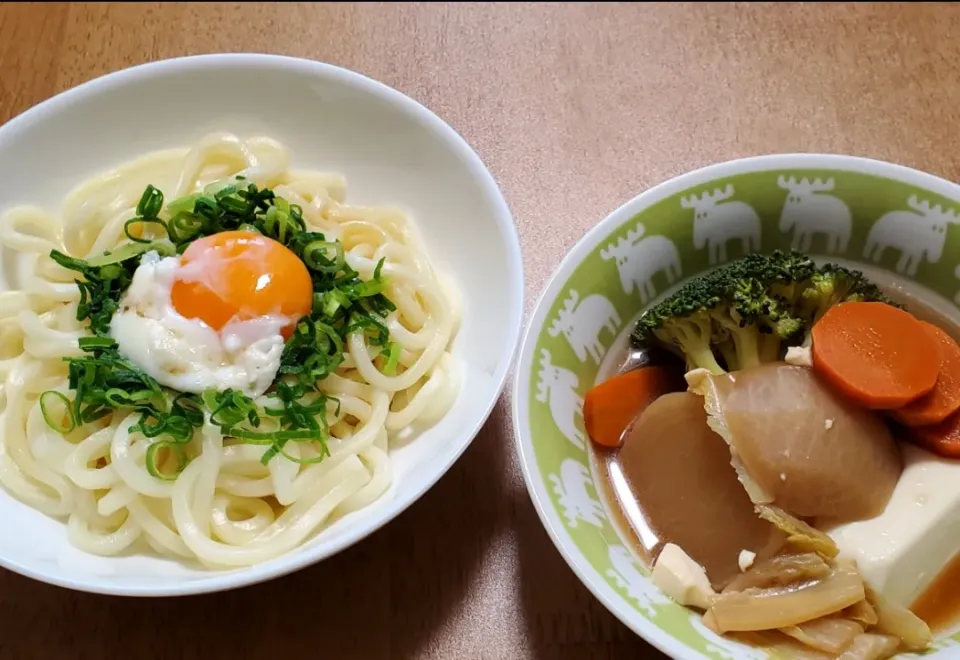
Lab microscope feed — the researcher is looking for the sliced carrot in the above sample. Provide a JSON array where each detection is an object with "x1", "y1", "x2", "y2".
[
  {"x1": 908, "y1": 411, "x2": 960, "y2": 459},
  {"x1": 584, "y1": 365, "x2": 684, "y2": 448},
  {"x1": 811, "y1": 301, "x2": 940, "y2": 410},
  {"x1": 892, "y1": 321, "x2": 960, "y2": 426}
]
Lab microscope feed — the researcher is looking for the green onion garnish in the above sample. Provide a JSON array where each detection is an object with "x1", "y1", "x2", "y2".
[
  {"x1": 39, "y1": 391, "x2": 75, "y2": 434},
  {"x1": 145, "y1": 441, "x2": 188, "y2": 481},
  {"x1": 382, "y1": 342, "x2": 401, "y2": 375},
  {"x1": 41, "y1": 180, "x2": 397, "y2": 477}
]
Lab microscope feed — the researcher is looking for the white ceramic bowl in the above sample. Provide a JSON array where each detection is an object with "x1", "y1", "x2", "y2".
[
  {"x1": 513, "y1": 154, "x2": 960, "y2": 659},
  {"x1": 0, "y1": 54, "x2": 523, "y2": 596}
]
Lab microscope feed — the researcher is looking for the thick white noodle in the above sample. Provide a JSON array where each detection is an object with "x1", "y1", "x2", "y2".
[{"x1": 0, "y1": 133, "x2": 461, "y2": 568}]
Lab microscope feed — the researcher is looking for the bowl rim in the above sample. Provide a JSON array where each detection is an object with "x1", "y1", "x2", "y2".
[
  {"x1": 511, "y1": 152, "x2": 960, "y2": 659},
  {"x1": 0, "y1": 53, "x2": 525, "y2": 597}
]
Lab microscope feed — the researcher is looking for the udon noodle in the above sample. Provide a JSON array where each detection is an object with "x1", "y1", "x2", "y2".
[{"x1": 0, "y1": 133, "x2": 462, "y2": 568}]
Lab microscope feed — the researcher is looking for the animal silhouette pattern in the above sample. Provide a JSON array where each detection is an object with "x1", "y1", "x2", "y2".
[
  {"x1": 688, "y1": 612, "x2": 769, "y2": 660},
  {"x1": 548, "y1": 458, "x2": 605, "y2": 529},
  {"x1": 864, "y1": 195, "x2": 960, "y2": 276},
  {"x1": 605, "y1": 545, "x2": 670, "y2": 618},
  {"x1": 548, "y1": 289, "x2": 622, "y2": 365},
  {"x1": 599, "y1": 222, "x2": 682, "y2": 303},
  {"x1": 535, "y1": 349, "x2": 585, "y2": 450},
  {"x1": 681, "y1": 184, "x2": 761, "y2": 265},
  {"x1": 777, "y1": 175, "x2": 852, "y2": 254}
]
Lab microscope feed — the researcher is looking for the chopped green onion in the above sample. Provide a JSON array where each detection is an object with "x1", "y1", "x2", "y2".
[
  {"x1": 104, "y1": 388, "x2": 135, "y2": 407},
  {"x1": 123, "y1": 217, "x2": 168, "y2": 244},
  {"x1": 218, "y1": 193, "x2": 250, "y2": 215},
  {"x1": 231, "y1": 428, "x2": 319, "y2": 443},
  {"x1": 212, "y1": 184, "x2": 238, "y2": 198},
  {"x1": 40, "y1": 391, "x2": 76, "y2": 434},
  {"x1": 382, "y1": 342, "x2": 401, "y2": 375},
  {"x1": 80, "y1": 405, "x2": 111, "y2": 424},
  {"x1": 84, "y1": 241, "x2": 173, "y2": 268},
  {"x1": 163, "y1": 416, "x2": 194, "y2": 442},
  {"x1": 165, "y1": 193, "x2": 202, "y2": 217},
  {"x1": 203, "y1": 388, "x2": 261, "y2": 428},
  {"x1": 136, "y1": 185, "x2": 164, "y2": 219},
  {"x1": 172, "y1": 393, "x2": 204, "y2": 427},
  {"x1": 78, "y1": 336, "x2": 116, "y2": 350},
  {"x1": 168, "y1": 212, "x2": 204, "y2": 244},
  {"x1": 314, "y1": 288, "x2": 351, "y2": 317},
  {"x1": 145, "y1": 441, "x2": 188, "y2": 480},
  {"x1": 346, "y1": 311, "x2": 390, "y2": 346},
  {"x1": 302, "y1": 240, "x2": 344, "y2": 274},
  {"x1": 98, "y1": 264, "x2": 124, "y2": 281},
  {"x1": 262, "y1": 205, "x2": 298, "y2": 244},
  {"x1": 136, "y1": 413, "x2": 168, "y2": 438},
  {"x1": 276, "y1": 444, "x2": 331, "y2": 465},
  {"x1": 354, "y1": 278, "x2": 387, "y2": 297}
]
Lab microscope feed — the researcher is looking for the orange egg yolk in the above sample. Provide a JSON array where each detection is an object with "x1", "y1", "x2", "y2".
[{"x1": 170, "y1": 231, "x2": 313, "y2": 336}]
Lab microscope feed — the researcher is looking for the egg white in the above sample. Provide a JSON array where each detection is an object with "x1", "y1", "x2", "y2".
[{"x1": 109, "y1": 250, "x2": 289, "y2": 398}]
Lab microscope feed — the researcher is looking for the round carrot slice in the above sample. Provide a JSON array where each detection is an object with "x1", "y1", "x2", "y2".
[
  {"x1": 893, "y1": 322, "x2": 960, "y2": 426},
  {"x1": 811, "y1": 301, "x2": 939, "y2": 410},
  {"x1": 909, "y1": 411, "x2": 960, "y2": 459}
]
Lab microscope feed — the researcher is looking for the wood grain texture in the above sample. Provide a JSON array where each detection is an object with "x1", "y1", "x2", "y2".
[{"x1": 1, "y1": 2, "x2": 958, "y2": 658}]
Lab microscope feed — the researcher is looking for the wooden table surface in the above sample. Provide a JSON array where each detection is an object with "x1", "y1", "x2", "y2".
[{"x1": 2, "y1": 2, "x2": 959, "y2": 659}]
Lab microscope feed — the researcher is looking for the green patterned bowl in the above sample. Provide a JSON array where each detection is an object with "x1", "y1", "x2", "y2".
[{"x1": 512, "y1": 154, "x2": 960, "y2": 659}]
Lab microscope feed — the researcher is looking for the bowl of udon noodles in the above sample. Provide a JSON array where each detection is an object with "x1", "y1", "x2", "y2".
[
  {"x1": 514, "y1": 154, "x2": 960, "y2": 659},
  {"x1": 0, "y1": 53, "x2": 523, "y2": 596}
]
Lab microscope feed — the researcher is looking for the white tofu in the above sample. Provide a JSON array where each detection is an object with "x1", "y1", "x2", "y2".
[
  {"x1": 828, "y1": 443, "x2": 960, "y2": 608},
  {"x1": 785, "y1": 345, "x2": 813, "y2": 367},
  {"x1": 652, "y1": 543, "x2": 716, "y2": 610},
  {"x1": 738, "y1": 549, "x2": 756, "y2": 572}
]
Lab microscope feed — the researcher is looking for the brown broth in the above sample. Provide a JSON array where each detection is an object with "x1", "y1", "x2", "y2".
[
  {"x1": 591, "y1": 444, "x2": 657, "y2": 564},
  {"x1": 911, "y1": 552, "x2": 960, "y2": 633},
  {"x1": 590, "y1": 280, "x2": 960, "y2": 631}
]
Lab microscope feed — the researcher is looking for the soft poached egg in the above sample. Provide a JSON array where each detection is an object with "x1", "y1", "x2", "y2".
[{"x1": 110, "y1": 231, "x2": 313, "y2": 398}]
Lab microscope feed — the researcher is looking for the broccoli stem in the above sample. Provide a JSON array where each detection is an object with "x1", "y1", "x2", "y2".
[
  {"x1": 718, "y1": 340, "x2": 739, "y2": 371},
  {"x1": 730, "y1": 325, "x2": 762, "y2": 370},
  {"x1": 687, "y1": 347, "x2": 726, "y2": 375},
  {"x1": 759, "y1": 334, "x2": 781, "y2": 363}
]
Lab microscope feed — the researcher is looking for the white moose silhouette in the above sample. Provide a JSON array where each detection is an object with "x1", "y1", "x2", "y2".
[
  {"x1": 599, "y1": 222, "x2": 682, "y2": 303},
  {"x1": 688, "y1": 612, "x2": 768, "y2": 660},
  {"x1": 606, "y1": 545, "x2": 670, "y2": 618},
  {"x1": 777, "y1": 175, "x2": 852, "y2": 254},
  {"x1": 548, "y1": 458, "x2": 605, "y2": 529},
  {"x1": 864, "y1": 195, "x2": 960, "y2": 276},
  {"x1": 535, "y1": 349, "x2": 585, "y2": 450},
  {"x1": 548, "y1": 289, "x2": 621, "y2": 365},
  {"x1": 681, "y1": 185, "x2": 762, "y2": 265}
]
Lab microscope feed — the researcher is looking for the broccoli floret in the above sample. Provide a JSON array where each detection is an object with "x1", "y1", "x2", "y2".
[
  {"x1": 801, "y1": 263, "x2": 898, "y2": 324},
  {"x1": 632, "y1": 250, "x2": 813, "y2": 374},
  {"x1": 649, "y1": 309, "x2": 726, "y2": 375},
  {"x1": 633, "y1": 270, "x2": 726, "y2": 373},
  {"x1": 711, "y1": 308, "x2": 762, "y2": 371},
  {"x1": 630, "y1": 251, "x2": 895, "y2": 374}
]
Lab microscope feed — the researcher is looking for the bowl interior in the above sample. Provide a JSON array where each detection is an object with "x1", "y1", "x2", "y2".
[
  {"x1": 0, "y1": 54, "x2": 523, "y2": 594},
  {"x1": 514, "y1": 156, "x2": 960, "y2": 659}
]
